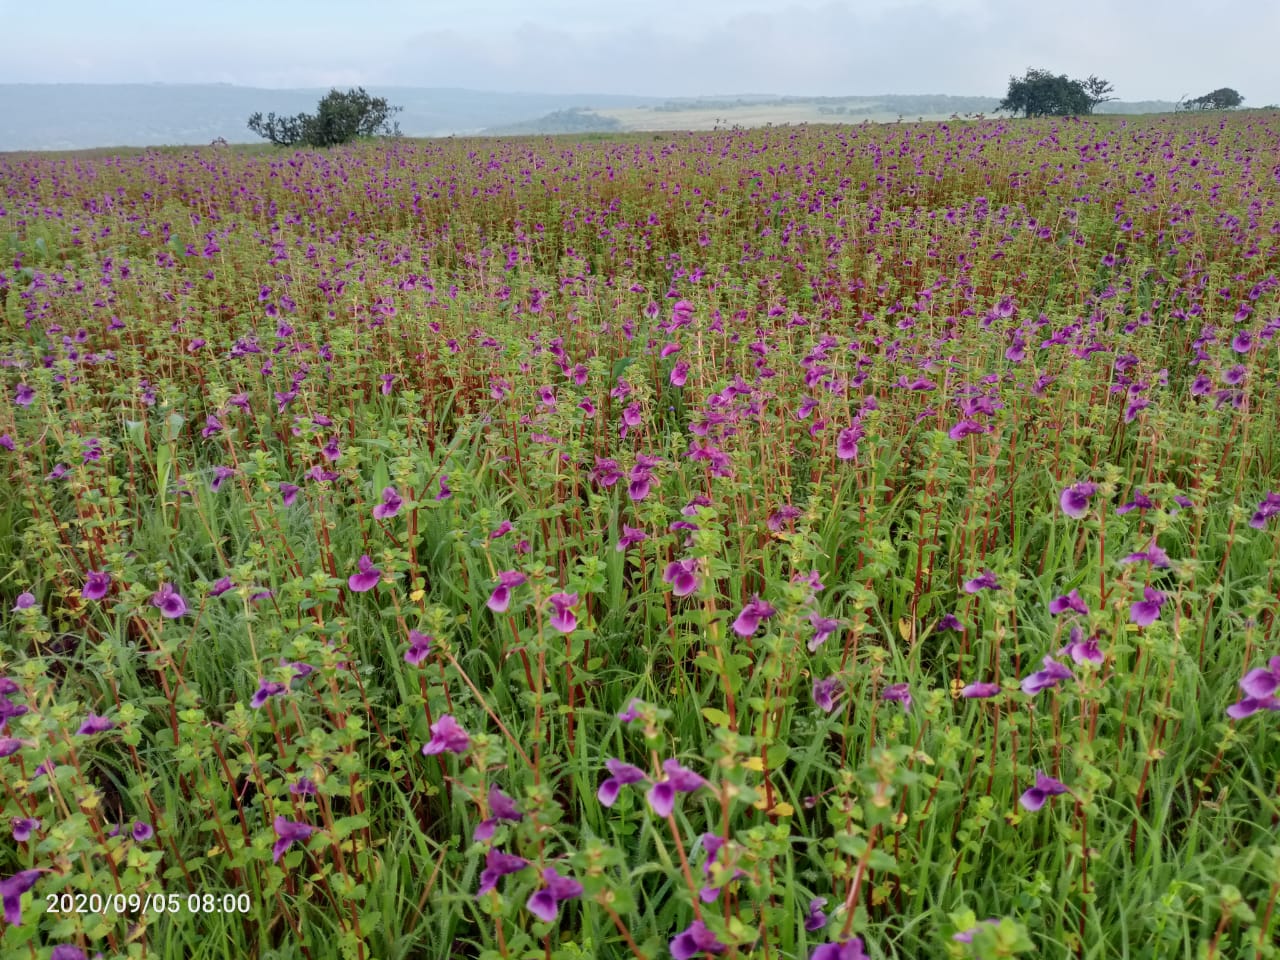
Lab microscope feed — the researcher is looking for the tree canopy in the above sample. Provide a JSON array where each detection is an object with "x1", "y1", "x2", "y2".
[
  {"x1": 998, "y1": 68, "x2": 1113, "y2": 118},
  {"x1": 1181, "y1": 88, "x2": 1245, "y2": 111},
  {"x1": 248, "y1": 87, "x2": 402, "y2": 148}
]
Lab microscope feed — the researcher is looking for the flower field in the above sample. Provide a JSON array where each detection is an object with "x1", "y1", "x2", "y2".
[{"x1": 2, "y1": 113, "x2": 1280, "y2": 959}]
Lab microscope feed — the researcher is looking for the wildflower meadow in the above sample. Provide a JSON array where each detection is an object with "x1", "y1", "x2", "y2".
[{"x1": 2, "y1": 113, "x2": 1280, "y2": 959}]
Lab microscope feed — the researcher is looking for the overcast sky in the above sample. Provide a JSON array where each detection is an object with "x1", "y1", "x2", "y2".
[{"x1": 4, "y1": 0, "x2": 1276, "y2": 104}]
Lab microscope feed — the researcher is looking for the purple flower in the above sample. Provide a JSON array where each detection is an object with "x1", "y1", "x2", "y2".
[
  {"x1": 670, "y1": 920, "x2": 727, "y2": 959},
  {"x1": 81, "y1": 570, "x2": 111, "y2": 601},
  {"x1": 0, "y1": 869, "x2": 42, "y2": 925},
  {"x1": 1020, "y1": 770, "x2": 1070, "y2": 811},
  {"x1": 597, "y1": 758, "x2": 646, "y2": 806},
  {"x1": 1060, "y1": 482, "x2": 1098, "y2": 519},
  {"x1": 963, "y1": 569, "x2": 1001, "y2": 593},
  {"x1": 347, "y1": 555, "x2": 382, "y2": 593},
  {"x1": 732, "y1": 596, "x2": 776, "y2": 637},
  {"x1": 372, "y1": 486, "x2": 402, "y2": 520},
  {"x1": 271, "y1": 816, "x2": 314, "y2": 864},
  {"x1": 1227, "y1": 657, "x2": 1280, "y2": 718},
  {"x1": 663, "y1": 558, "x2": 701, "y2": 597},
  {"x1": 810, "y1": 939, "x2": 869, "y2": 960},
  {"x1": 11, "y1": 818, "x2": 40, "y2": 842},
  {"x1": 151, "y1": 583, "x2": 188, "y2": 618},
  {"x1": 1249, "y1": 492, "x2": 1280, "y2": 530},
  {"x1": 804, "y1": 897, "x2": 829, "y2": 932},
  {"x1": 422, "y1": 714, "x2": 470, "y2": 755},
  {"x1": 938, "y1": 613, "x2": 965, "y2": 632},
  {"x1": 1130, "y1": 586, "x2": 1166, "y2": 626},
  {"x1": 435, "y1": 474, "x2": 451, "y2": 500},
  {"x1": 1119, "y1": 539, "x2": 1171, "y2": 569},
  {"x1": 490, "y1": 520, "x2": 512, "y2": 539},
  {"x1": 487, "y1": 571, "x2": 527, "y2": 613},
  {"x1": 0, "y1": 738, "x2": 24, "y2": 757},
  {"x1": 1049, "y1": 589, "x2": 1089, "y2": 616},
  {"x1": 209, "y1": 577, "x2": 234, "y2": 597},
  {"x1": 132, "y1": 821, "x2": 154, "y2": 842},
  {"x1": 46, "y1": 463, "x2": 68, "y2": 481},
  {"x1": 547, "y1": 592, "x2": 579, "y2": 633},
  {"x1": 882, "y1": 683, "x2": 911, "y2": 712},
  {"x1": 289, "y1": 777, "x2": 318, "y2": 796},
  {"x1": 50, "y1": 947, "x2": 86, "y2": 960},
  {"x1": 14, "y1": 384, "x2": 35, "y2": 407},
  {"x1": 12, "y1": 592, "x2": 35, "y2": 611},
  {"x1": 647, "y1": 758, "x2": 705, "y2": 817},
  {"x1": 405, "y1": 630, "x2": 433, "y2": 665},
  {"x1": 948, "y1": 419, "x2": 986, "y2": 440},
  {"x1": 478, "y1": 848, "x2": 529, "y2": 895},
  {"x1": 77, "y1": 713, "x2": 114, "y2": 736},
  {"x1": 474, "y1": 785, "x2": 523, "y2": 842},
  {"x1": 836, "y1": 426, "x2": 860, "y2": 461},
  {"x1": 807, "y1": 614, "x2": 840, "y2": 652},
  {"x1": 813, "y1": 677, "x2": 841, "y2": 713},
  {"x1": 279, "y1": 482, "x2": 301, "y2": 506},
  {"x1": 617, "y1": 699, "x2": 645, "y2": 722},
  {"x1": 962, "y1": 682, "x2": 1002, "y2": 699},
  {"x1": 250, "y1": 680, "x2": 287, "y2": 709},
  {"x1": 1116, "y1": 490, "x2": 1156, "y2": 515},
  {"x1": 1060, "y1": 626, "x2": 1104, "y2": 665},
  {"x1": 617, "y1": 525, "x2": 647, "y2": 552},
  {"x1": 526, "y1": 866, "x2": 583, "y2": 923},
  {"x1": 953, "y1": 919, "x2": 1001, "y2": 943},
  {"x1": 1020, "y1": 656, "x2": 1074, "y2": 696}
]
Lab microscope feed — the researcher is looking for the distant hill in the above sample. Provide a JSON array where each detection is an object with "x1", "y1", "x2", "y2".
[
  {"x1": 0, "y1": 84, "x2": 1184, "y2": 152},
  {"x1": 0, "y1": 84, "x2": 655, "y2": 151}
]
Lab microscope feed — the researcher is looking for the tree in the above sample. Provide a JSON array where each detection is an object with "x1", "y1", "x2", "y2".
[
  {"x1": 998, "y1": 68, "x2": 1101, "y2": 118},
  {"x1": 1081, "y1": 75, "x2": 1117, "y2": 112},
  {"x1": 1181, "y1": 87, "x2": 1244, "y2": 111},
  {"x1": 248, "y1": 87, "x2": 402, "y2": 148}
]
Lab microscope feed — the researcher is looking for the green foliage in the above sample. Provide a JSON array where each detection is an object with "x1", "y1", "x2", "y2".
[{"x1": 247, "y1": 87, "x2": 402, "y2": 148}]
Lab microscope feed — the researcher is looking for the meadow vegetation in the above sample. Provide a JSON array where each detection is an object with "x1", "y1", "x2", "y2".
[{"x1": 2, "y1": 113, "x2": 1280, "y2": 959}]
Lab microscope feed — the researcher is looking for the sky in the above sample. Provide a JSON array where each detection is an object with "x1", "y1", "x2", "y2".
[{"x1": 3, "y1": 0, "x2": 1277, "y2": 105}]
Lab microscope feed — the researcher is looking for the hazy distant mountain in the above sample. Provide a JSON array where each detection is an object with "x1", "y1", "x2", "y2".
[
  {"x1": 0, "y1": 84, "x2": 656, "y2": 151},
  {"x1": 0, "y1": 84, "x2": 1182, "y2": 152}
]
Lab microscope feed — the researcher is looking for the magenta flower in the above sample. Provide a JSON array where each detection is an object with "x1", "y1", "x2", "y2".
[
  {"x1": 962, "y1": 681, "x2": 1002, "y2": 699},
  {"x1": 347, "y1": 555, "x2": 382, "y2": 593},
  {"x1": 804, "y1": 897, "x2": 829, "y2": 932},
  {"x1": 1059, "y1": 626, "x2": 1104, "y2": 665},
  {"x1": 617, "y1": 525, "x2": 647, "y2": 552},
  {"x1": 663, "y1": 558, "x2": 701, "y2": 597},
  {"x1": 250, "y1": 679, "x2": 287, "y2": 709},
  {"x1": 76, "y1": 713, "x2": 114, "y2": 736},
  {"x1": 0, "y1": 869, "x2": 42, "y2": 925},
  {"x1": 835, "y1": 426, "x2": 860, "y2": 461},
  {"x1": 1020, "y1": 655, "x2": 1073, "y2": 696},
  {"x1": 271, "y1": 816, "x2": 314, "y2": 864},
  {"x1": 1020, "y1": 770, "x2": 1070, "y2": 811},
  {"x1": 526, "y1": 866, "x2": 583, "y2": 922},
  {"x1": 813, "y1": 677, "x2": 841, "y2": 713},
  {"x1": 597, "y1": 758, "x2": 646, "y2": 806},
  {"x1": 732, "y1": 596, "x2": 776, "y2": 637},
  {"x1": 151, "y1": 583, "x2": 188, "y2": 618},
  {"x1": 1249, "y1": 492, "x2": 1280, "y2": 529},
  {"x1": 404, "y1": 630, "x2": 433, "y2": 666},
  {"x1": 1227, "y1": 657, "x2": 1280, "y2": 719},
  {"x1": 436, "y1": 474, "x2": 451, "y2": 500},
  {"x1": 646, "y1": 758, "x2": 706, "y2": 817},
  {"x1": 882, "y1": 683, "x2": 911, "y2": 712},
  {"x1": 810, "y1": 938, "x2": 868, "y2": 960},
  {"x1": 670, "y1": 920, "x2": 727, "y2": 959},
  {"x1": 474, "y1": 785, "x2": 523, "y2": 842},
  {"x1": 490, "y1": 520, "x2": 512, "y2": 539},
  {"x1": 81, "y1": 570, "x2": 111, "y2": 601},
  {"x1": 948, "y1": 419, "x2": 986, "y2": 440},
  {"x1": 372, "y1": 486, "x2": 402, "y2": 519},
  {"x1": 807, "y1": 614, "x2": 840, "y2": 651},
  {"x1": 547, "y1": 592, "x2": 579, "y2": 633},
  {"x1": 478, "y1": 848, "x2": 529, "y2": 895},
  {"x1": 963, "y1": 569, "x2": 1000, "y2": 593},
  {"x1": 1049, "y1": 589, "x2": 1089, "y2": 616},
  {"x1": 1129, "y1": 586, "x2": 1166, "y2": 626},
  {"x1": 422, "y1": 714, "x2": 470, "y2": 755},
  {"x1": 1119, "y1": 539, "x2": 1171, "y2": 568},
  {"x1": 279, "y1": 482, "x2": 301, "y2": 506},
  {"x1": 1059, "y1": 481, "x2": 1098, "y2": 519},
  {"x1": 487, "y1": 570, "x2": 528, "y2": 613}
]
